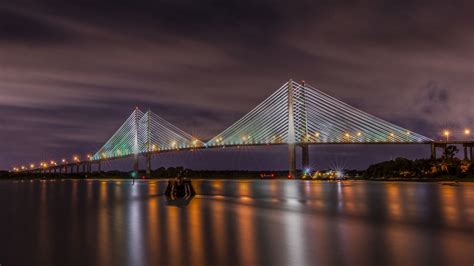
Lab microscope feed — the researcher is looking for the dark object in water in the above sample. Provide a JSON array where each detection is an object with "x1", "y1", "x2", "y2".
[
  {"x1": 165, "y1": 194, "x2": 194, "y2": 207},
  {"x1": 441, "y1": 182, "x2": 460, "y2": 186},
  {"x1": 165, "y1": 178, "x2": 196, "y2": 201}
]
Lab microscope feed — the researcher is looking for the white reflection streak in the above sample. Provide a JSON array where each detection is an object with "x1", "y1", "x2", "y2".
[
  {"x1": 283, "y1": 181, "x2": 300, "y2": 210},
  {"x1": 337, "y1": 182, "x2": 344, "y2": 212},
  {"x1": 128, "y1": 185, "x2": 144, "y2": 266},
  {"x1": 284, "y1": 207, "x2": 306, "y2": 266}
]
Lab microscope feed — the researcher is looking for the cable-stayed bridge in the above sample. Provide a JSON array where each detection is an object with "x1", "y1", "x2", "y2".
[{"x1": 16, "y1": 80, "x2": 474, "y2": 177}]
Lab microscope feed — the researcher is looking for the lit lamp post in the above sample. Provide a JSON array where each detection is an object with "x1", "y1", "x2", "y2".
[
  {"x1": 73, "y1": 156, "x2": 80, "y2": 173},
  {"x1": 463, "y1": 129, "x2": 471, "y2": 160},
  {"x1": 443, "y1": 130, "x2": 450, "y2": 142}
]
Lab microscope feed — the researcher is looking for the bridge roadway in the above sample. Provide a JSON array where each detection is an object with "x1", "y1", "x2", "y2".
[{"x1": 23, "y1": 140, "x2": 474, "y2": 176}]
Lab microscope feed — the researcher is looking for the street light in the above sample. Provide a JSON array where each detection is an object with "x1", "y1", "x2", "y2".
[
  {"x1": 464, "y1": 128, "x2": 470, "y2": 136},
  {"x1": 443, "y1": 130, "x2": 450, "y2": 142}
]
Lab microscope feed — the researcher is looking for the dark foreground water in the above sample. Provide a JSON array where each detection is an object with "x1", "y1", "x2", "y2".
[{"x1": 0, "y1": 179, "x2": 473, "y2": 266}]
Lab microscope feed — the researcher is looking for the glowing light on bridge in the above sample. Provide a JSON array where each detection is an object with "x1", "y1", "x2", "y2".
[
  {"x1": 207, "y1": 81, "x2": 431, "y2": 147},
  {"x1": 92, "y1": 109, "x2": 204, "y2": 161},
  {"x1": 82, "y1": 80, "x2": 433, "y2": 163},
  {"x1": 443, "y1": 130, "x2": 450, "y2": 141},
  {"x1": 10, "y1": 80, "x2": 438, "y2": 171}
]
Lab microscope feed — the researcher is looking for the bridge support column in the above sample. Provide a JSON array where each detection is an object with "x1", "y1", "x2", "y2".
[
  {"x1": 430, "y1": 143, "x2": 436, "y2": 160},
  {"x1": 471, "y1": 147, "x2": 473, "y2": 162},
  {"x1": 146, "y1": 153, "x2": 151, "y2": 178},
  {"x1": 464, "y1": 146, "x2": 468, "y2": 160},
  {"x1": 288, "y1": 144, "x2": 296, "y2": 179},
  {"x1": 302, "y1": 144, "x2": 309, "y2": 171},
  {"x1": 133, "y1": 156, "x2": 139, "y2": 175},
  {"x1": 98, "y1": 161, "x2": 102, "y2": 173},
  {"x1": 76, "y1": 164, "x2": 79, "y2": 173}
]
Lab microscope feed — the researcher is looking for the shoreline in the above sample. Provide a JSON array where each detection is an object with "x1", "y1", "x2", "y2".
[{"x1": 2, "y1": 174, "x2": 474, "y2": 182}]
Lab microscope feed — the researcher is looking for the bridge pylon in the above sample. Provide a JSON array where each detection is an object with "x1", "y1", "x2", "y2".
[{"x1": 288, "y1": 79, "x2": 297, "y2": 178}]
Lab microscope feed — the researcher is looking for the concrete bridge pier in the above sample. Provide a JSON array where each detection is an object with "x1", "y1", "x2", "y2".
[
  {"x1": 431, "y1": 143, "x2": 447, "y2": 159},
  {"x1": 98, "y1": 161, "x2": 101, "y2": 173},
  {"x1": 301, "y1": 144, "x2": 309, "y2": 171},
  {"x1": 146, "y1": 153, "x2": 151, "y2": 178},
  {"x1": 431, "y1": 143, "x2": 436, "y2": 159},
  {"x1": 133, "y1": 155, "x2": 139, "y2": 175},
  {"x1": 288, "y1": 144, "x2": 296, "y2": 178},
  {"x1": 471, "y1": 147, "x2": 473, "y2": 162},
  {"x1": 464, "y1": 145, "x2": 469, "y2": 160}
]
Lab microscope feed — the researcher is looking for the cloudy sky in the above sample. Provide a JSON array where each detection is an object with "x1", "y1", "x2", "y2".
[{"x1": 1, "y1": 0, "x2": 473, "y2": 170}]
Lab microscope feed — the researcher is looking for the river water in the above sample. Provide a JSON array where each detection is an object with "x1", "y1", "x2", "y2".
[{"x1": 0, "y1": 179, "x2": 473, "y2": 266}]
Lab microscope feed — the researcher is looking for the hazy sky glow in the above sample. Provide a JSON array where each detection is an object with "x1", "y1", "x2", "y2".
[{"x1": 1, "y1": 1, "x2": 473, "y2": 170}]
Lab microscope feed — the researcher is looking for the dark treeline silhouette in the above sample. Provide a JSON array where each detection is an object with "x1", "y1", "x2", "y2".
[
  {"x1": 2, "y1": 167, "x2": 290, "y2": 180},
  {"x1": 3, "y1": 146, "x2": 473, "y2": 180},
  {"x1": 365, "y1": 146, "x2": 474, "y2": 179}
]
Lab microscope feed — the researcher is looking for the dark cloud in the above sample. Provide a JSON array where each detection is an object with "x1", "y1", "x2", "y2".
[
  {"x1": 0, "y1": 7, "x2": 72, "y2": 44},
  {"x1": 1, "y1": 0, "x2": 473, "y2": 170}
]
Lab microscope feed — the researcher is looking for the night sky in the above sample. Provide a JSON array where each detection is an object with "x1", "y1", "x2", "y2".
[{"x1": 1, "y1": 1, "x2": 473, "y2": 171}]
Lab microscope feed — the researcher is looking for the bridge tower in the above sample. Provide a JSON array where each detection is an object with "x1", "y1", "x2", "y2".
[
  {"x1": 288, "y1": 79, "x2": 297, "y2": 178},
  {"x1": 133, "y1": 107, "x2": 140, "y2": 175},
  {"x1": 145, "y1": 110, "x2": 152, "y2": 177},
  {"x1": 296, "y1": 80, "x2": 310, "y2": 172}
]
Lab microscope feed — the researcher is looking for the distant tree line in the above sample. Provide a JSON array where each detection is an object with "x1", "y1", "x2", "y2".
[{"x1": 365, "y1": 146, "x2": 474, "y2": 179}]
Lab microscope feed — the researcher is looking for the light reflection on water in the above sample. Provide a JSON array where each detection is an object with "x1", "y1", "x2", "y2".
[{"x1": 0, "y1": 179, "x2": 473, "y2": 266}]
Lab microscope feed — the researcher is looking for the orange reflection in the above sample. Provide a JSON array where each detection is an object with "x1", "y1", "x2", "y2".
[
  {"x1": 211, "y1": 200, "x2": 227, "y2": 265},
  {"x1": 237, "y1": 202, "x2": 258, "y2": 265},
  {"x1": 386, "y1": 183, "x2": 402, "y2": 220},
  {"x1": 98, "y1": 181, "x2": 111, "y2": 265},
  {"x1": 38, "y1": 181, "x2": 51, "y2": 265},
  {"x1": 213, "y1": 180, "x2": 224, "y2": 194},
  {"x1": 238, "y1": 181, "x2": 251, "y2": 197},
  {"x1": 189, "y1": 199, "x2": 204, "y2": 265},
  {"x1": 167, "y1": 206, "x2": 182, "y2": 266},
  {"x1": 147, "y1": 188, "x2": 159, "y2": 265},
  {"x1": 440, "y1": 186, "x2": 460, "y2": 226}
]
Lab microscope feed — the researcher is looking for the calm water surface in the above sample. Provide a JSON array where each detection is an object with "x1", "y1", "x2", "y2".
[{"x1": 0, "y1": 179, "x2": 473, "y2": 266}]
